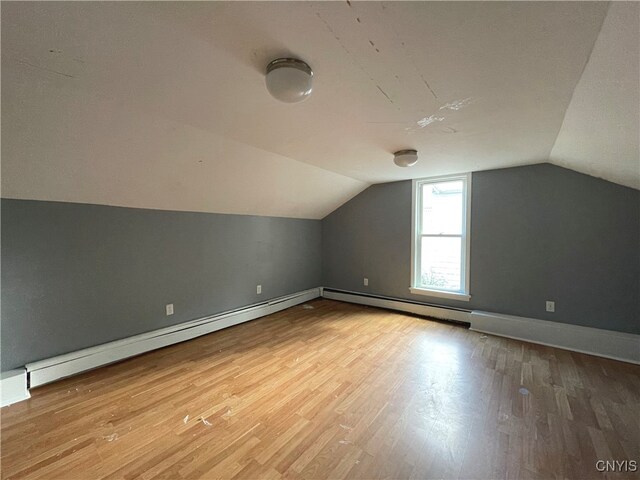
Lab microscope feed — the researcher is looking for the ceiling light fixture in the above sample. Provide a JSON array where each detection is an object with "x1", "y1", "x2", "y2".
[
  {"x1": 393, "y1": 149, "x2": 418, "y2": 167},
  {"x1": 265, "y1": 58, "x2": 313, "y2": 103}
]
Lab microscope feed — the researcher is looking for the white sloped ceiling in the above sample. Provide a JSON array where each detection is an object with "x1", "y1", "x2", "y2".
[
  {"x1": 2, "y1": 1, "x2": 635, "y2": 221},
  {"x1": 550, "y1": 2, "x2": 640, "y2": 190}
]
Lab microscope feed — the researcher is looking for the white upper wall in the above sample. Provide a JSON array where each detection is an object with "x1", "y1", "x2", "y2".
[
  {"x1": 2, "y1": 2, "x2": 636, "y2": 220},
  {"x1": 550, "y1": 2, "x2": 640, "y2": 190}
]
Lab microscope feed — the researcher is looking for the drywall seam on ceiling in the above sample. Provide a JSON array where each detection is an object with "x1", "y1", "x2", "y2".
[{"x1": 547, "y1": 3, "x2": 610, "y2": 165}]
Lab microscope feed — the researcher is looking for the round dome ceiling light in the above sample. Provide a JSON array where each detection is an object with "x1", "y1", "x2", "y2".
[
  {"x1": 393, "y1": 149, "x2": 418, "y2": 167},
  {"x1": 265, "y1": 58, "x2": 313, "y2": 103}
]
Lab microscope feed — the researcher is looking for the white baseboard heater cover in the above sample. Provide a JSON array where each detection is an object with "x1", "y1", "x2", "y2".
[
  {"x1": 26, "y1": 288, "x2": 321, "y2": 388},
  {"x1": 470, "y1": 310, "x2": 640, "y2": 365},
  {"x1": 1, "y1": 369, "x2": 30, "y2": 407},
  {"x1": 321, "y1": 288, "x2": 639, "y2": 365},
  {"x1": 321, "y1": 288, "x2": 471, "y2": 323}
]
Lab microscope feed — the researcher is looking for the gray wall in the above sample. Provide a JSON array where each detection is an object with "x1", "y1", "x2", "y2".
[
  {"x1": 1, "y1": 200, "x2": 322, "y2": 370},
  {"x1": 322, "y1": 163, "x2": 640, "y2": 334},
  {"x1": 3, "y1": 163, "x2": 639, "y2": 370}
]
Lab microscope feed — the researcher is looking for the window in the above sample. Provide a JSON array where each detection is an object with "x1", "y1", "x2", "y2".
[{"x1": 411, "y1": 174, "x2": 471, "y2": 301}]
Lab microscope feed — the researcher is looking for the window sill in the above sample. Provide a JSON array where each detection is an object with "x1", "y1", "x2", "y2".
[{"x1": 409, "y1": 287, "x2": 471, "y2": 302}]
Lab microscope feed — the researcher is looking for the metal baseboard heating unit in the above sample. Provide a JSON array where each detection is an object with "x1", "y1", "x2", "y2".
[
  {"x1": 0, "y1": 369, "x2": 30, "y2": 407},
  {"x1": 321, "y1": 288, "x2": 471, "y2": 324},
  {"x1": 26, "y1": 288, "x2": 321, "y2": 387},
  {"x1": 470, "y1": 310, "x2": 640, "y2": 364}
]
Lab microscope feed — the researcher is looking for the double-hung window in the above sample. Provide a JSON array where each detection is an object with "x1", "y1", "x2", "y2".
[{"x1": 411, "y1": 174, "x2": 471, "y2": 301}]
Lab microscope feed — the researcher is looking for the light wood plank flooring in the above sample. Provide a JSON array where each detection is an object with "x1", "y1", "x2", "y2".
[{"x1": 2, "y1": 299, "x2": 639, "y2": 479}]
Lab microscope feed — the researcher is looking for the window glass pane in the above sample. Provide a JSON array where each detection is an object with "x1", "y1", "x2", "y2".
[
  {"x1": 420, "y1": 236, "x2": 461, "y2": 291},
  {"x1": 421, "y1": 180, "x2": 463, "y2": 235}
]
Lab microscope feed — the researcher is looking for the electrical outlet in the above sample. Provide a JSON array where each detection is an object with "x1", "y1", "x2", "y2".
[
  {"x1": 166, "y1": 303, "x2": 174, "y2": 316},
  {"x1": 545, "y1": 301, "x2": 555, "y2": 313},
  {"x1": 363, "y1": 278, "x2": 369, "y2": 286},
  {"x1": 257, "y1": 285, "x2": 262, "y2": 295}
]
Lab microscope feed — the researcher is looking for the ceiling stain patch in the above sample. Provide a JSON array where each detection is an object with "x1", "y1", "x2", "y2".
[
  {"x1": 417, "y1": 114, "x2": 445, "y2": 128},
  {"x1": 440, "y1": 97, "x2": 474, "y2": 111}
]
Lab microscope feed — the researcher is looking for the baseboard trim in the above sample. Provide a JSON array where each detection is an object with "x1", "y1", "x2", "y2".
[
  {"x1": 321, "y1": 288, "x2": 471, "y2": 324},
  {"x1": 470, "y1": 310, "x2": 640, "y2": 365},
  {"x1": 26, "y1": 288, "x2": 321, "y2": 388},
  {"x1": 1, "y1": 369, "x2": 30, "y2": 407}
]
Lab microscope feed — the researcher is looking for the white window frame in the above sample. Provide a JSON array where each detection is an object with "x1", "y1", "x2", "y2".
[{"x1": 410, "y1": 173, "x2": 472, "y2": 301}]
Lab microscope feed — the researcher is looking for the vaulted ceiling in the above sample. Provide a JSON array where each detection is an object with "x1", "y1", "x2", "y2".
[
  {"x1": 1, "y1": 2, "x2": 637, "y2": 219},
  {"x1": 549, "y1": 2, "x2": 639, "y2": 189}
]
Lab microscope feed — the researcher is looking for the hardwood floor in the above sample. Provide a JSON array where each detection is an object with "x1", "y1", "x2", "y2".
[{"x1": 1, "y1": 299, "x2": 639, "y2": 480}]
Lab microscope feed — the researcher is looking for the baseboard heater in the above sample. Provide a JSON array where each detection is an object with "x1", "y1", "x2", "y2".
[
  {"x1": 321, "y1": 288, "x2": 639, "y2": 364},
  {"x1": 26, "y1": 288, "x2": 321, "y2": 388},
  {"x1": 0, "y1": 369, "x2": 30, "y2": 407},
  {"x1": 321, "y1": 288, "x2": 471, "y2": 324},
  {"x1": 470, "y1": 311, "x2": 640, "y2": 365}
]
